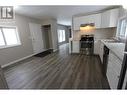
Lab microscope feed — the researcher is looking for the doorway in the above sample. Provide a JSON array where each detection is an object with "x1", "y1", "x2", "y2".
[{"x1": 42, "y1": 25, "x2": 52, "y2": 50}]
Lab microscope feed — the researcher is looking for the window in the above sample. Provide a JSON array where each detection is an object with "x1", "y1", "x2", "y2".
[
  {"x1": 0, "y1": 26, "x2": 21, "y2": 49},
  {"x1": 58, "y1": 30, "x2": 66, "y2": 43},
  {"x1": 0, "y1": 29, "x2": 5, "y2": 46},
  {"x1": 117, "y1": 17, "x2": 127, "y2": 38},
  {"x1": 119, "y1": 19, "x2": 127, "y2": 37}
]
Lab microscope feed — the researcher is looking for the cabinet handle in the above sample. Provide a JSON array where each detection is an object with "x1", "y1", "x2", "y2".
[{"x1": 117, "y1": 76, "x2": 120, "y2": 78}]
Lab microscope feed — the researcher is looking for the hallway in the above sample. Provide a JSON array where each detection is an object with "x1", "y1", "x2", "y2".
[{"x1": 3, "y1": 44, "x2": 109, "y2": 89}]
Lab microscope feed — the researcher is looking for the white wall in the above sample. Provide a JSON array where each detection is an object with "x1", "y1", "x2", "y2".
[{"x1": 0, "y1": 14, "x2": 42, "y2": 67}]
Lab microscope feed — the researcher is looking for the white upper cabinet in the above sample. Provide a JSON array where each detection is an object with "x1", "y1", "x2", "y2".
[
  {"x1": 101, "y1": 8, "x2": 119, "y2": 28},
  {"x1": 73, "y1": 13, "x2": 101, "y2": 30},
  {"x1": 73, "y1": 8, "x2": 120, "y2": 30}
]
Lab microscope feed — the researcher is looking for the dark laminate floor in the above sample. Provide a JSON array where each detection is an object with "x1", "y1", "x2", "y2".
[{"x1": 3, "y1": 44, "x2": 110, "y2": 89}]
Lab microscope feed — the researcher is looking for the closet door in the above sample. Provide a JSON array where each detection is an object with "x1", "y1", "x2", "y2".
[{"x1": 29, "y1": 23, "x2": 44, "y2": 54}]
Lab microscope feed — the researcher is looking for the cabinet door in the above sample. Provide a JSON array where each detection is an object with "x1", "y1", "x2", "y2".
[
  {"x1": 94, "y1": 40, "x2": 99, "y2": 54},
  {"x1": 69, "y1": 40, "x2": 72, "y2": 53},
  {"x1": 73, "y1": 13, "x2": 101, "y2": 30},
  {"x1": 73, "y1": 16, "x2": 88, "y2": 30},
  {"x1": 101, "y1": 10, "x2": 110, "y2": 28},
  {"x1": 107, "y1": 51, "x2": 122, "y2": 89},
  {"x1": 99, "y1": 41, "x2": 104, "y2": 63},
  {"x1": 107, "y1": 63, "x2": 119, "y2": 89},
  {"x1": 101, "y1": 8, "x2": 119, "y2": 28},
  {"x1": 93, "y1": 14, "x2": 101, "y2": 28},
  {"x1": 109, "y1": 8, "x2": 119, "y2": 27},
  {"x1": 108, "y1": 52, "x2": 122, "y2": 75},
  {"x1": 72, "y1": 41, "x2": 79, "y2": 53}
]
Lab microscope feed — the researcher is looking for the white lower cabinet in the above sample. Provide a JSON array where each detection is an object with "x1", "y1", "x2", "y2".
[
  {"x1": 72, "y1": 41, "x2": 80, "y2": 53},
  {"x1": 94, "y1": 40, "x2": 99, "y2": 54},
  {"x1": 107, "y1": 64, "x2": 119, "y2": 89},
  {"x1": 69, "y1": 40, "x2": 72, "y2": 54},
  {"x1": 99, "y1": 41, "x2": 104, "y2": 63},
  {"x1": 106, "y1": 51, "x2": 122, "y2": 89}
]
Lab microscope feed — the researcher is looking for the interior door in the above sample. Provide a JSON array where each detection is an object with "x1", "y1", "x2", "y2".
[{"x1": 29, "y1": 23, "x2": 44, "y2": 54}]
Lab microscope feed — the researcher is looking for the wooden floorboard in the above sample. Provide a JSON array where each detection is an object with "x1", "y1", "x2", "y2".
[{"x1": 3, "y1": 44, "x2": 110, "y2": 89}]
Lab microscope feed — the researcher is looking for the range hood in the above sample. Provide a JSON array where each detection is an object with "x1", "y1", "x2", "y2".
[{"x1": 80, "y1": 23, "x2": 95, "y2": 31}]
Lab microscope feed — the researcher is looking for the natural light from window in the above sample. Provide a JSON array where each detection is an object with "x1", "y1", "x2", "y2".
[
  {"x1": 3, "y1": 28, "x2": 18, "y2": 45},
  {"x1": 0, "y1": 29, "x2": 5, "y2": 46},
  {"x1": 0, "y1": 27, "x2": 21, "y2": 48},
  {"x1": 58, "y1": 30, "x2": 65, "y2": 43},
  {"x1": 120, "y1": 19, "x2": 127, "y2": 37}
]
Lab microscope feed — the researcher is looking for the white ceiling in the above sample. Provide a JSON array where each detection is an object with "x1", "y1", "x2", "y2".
[{"x1": 15, "y1": 6, "x2": 115, "y2": 26}]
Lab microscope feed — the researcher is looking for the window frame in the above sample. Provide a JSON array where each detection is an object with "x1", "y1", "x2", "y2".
[
  {"x1": 0, "y1": 25, "x2": 21, "y2": 49},
  {"x1": 116, "y1": 16, "x2": 127, "y2": 42},
  {"x1": 0, "y1": 28, "x2": 6, "y2": 46}
]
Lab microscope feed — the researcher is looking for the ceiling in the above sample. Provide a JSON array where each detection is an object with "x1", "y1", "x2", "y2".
[{"x1": 15, "y1": 5, "x2": 117, "y2": 26}]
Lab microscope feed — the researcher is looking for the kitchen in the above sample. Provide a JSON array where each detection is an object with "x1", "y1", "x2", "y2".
[
  {"x1": 0, "y1": 5, "x2": 127, "y2": 90},
  {"x1": 69, "y1": 6, "x2": 127, "y2": 89}
]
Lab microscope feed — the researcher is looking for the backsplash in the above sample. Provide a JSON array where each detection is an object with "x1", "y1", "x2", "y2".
[{"x1": 73, "y1": 27, "x2": 117, "y2": 40}]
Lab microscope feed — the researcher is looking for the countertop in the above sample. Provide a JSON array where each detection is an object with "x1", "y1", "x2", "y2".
[{"x1": 101, "y1": 40, "x2": 125, "y2": 61}]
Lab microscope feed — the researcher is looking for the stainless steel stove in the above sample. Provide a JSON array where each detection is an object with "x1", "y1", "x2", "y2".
[{"x1": 80, "y1": 35, "x2": 94, "y2": 55}]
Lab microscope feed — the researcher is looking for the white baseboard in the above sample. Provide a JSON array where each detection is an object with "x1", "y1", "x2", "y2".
[{"x1": 1, "y1": 54, "x2": 35, "y2": 68}]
